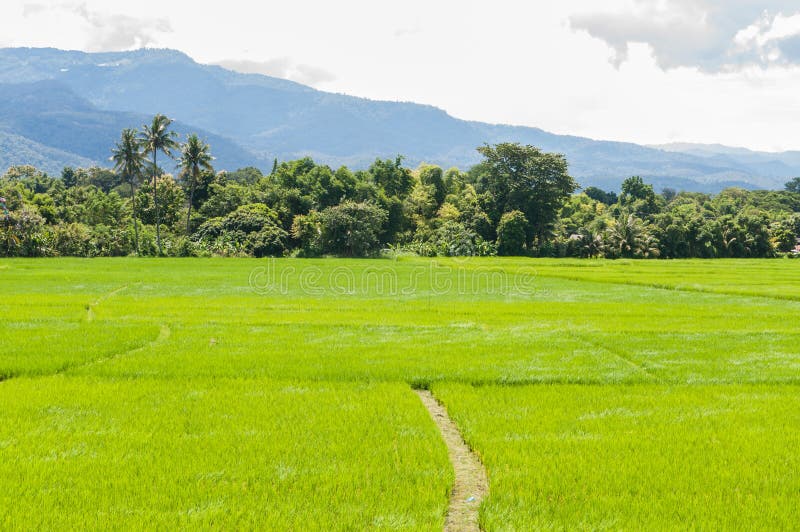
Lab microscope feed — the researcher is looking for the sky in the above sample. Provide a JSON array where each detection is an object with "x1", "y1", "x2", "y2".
[{"x1": 2, "y1": 0, "x2": 800, "y2": 152}]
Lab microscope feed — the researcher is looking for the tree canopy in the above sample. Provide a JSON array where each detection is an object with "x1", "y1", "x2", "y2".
[{"x1": 1, "y1": 130, "x2": 799, "y2": 259}]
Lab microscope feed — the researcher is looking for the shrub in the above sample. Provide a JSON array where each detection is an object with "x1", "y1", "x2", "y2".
[
  {"x1": 247, "y1": 224, "x2": 288, "y2": 257},
  {"x1": 318, "y1": 201, "x2": 388, "y2": 257},
  {"x1": 496, "y1": 210, "x2": 528, "y2": 256}
]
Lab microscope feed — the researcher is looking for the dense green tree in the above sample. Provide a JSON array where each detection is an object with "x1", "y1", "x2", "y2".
[
  {"x1": 199, "y1": 178, "x2": 260, "y2": 221},
  {"x1": 406, "y1": 182, "x2": 439, "y2": 227},
  {"x1": 786, "y1": 177, "x2": 800, "y2": 194},
  {"x1": 444, "y1": 167, "x2": 467, "y2": 196},
  {"x1": 77, "y1": 167, "x2": 120, "y2": 193},
  {"x1": 3, "y1": 165, "x2": 45, "y2": 182},
  {"x1": 496, "y1": 210, "x2": 528, "y2": 256},
  {"x1": 661, "y1": 188, "x2": 677, "y2": 203},
  {"x1": 574, "y1": 229, "x2": 605, "y2": 258},
  {"x1": 291, "y1": 211, "x2": 323, "y2": 257},
  {"x1": 369, "y1": 157, "x2": 414, "y2": 199},
  {"x1": 619, "y1": 176, "x2": 660, "y2": 216},
  {"x1": 7, "y1": 126, "x2": 800, "y2": 260},
  {"x1": 606, "y1": 214, "x2": 660, "y2": 258},
  {"x1": 583, "y1": 186, "x2": 617, "y2": 205},
  {"x1": 225, "y1": 167, "x2": 262, "y2": 185},
  {"x1": 195, "y1": 203, "x2": 287, "y2": 257},
  {"x1": 61, "y1": 167, "x2": 78, "y2": 189},
  {"x1": 475, "y1": 143, "x2": 577, "y2": 246},
  {"x1": 318, "y1": 201, "x2": 388, "y2": 257},
  {"x1": 136, "y1": 175, "x2": 185, "y2": 229},
  {"x1": 418, "y1": 164, "x2": 447, "y2": 206}
]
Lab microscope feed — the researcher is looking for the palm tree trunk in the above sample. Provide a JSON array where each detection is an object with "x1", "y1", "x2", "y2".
[
  {"x1": 154, "y1": 151, "x2": 161, "y2": 255},
  {"x1": 186, "y1": 174, "x2": 195, "y2": 236},
  {"x1": 131, "y1": 180, "x2": 140, "y2": 255}
]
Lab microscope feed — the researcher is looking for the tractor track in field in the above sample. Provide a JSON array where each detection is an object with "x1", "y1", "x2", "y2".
[
  {"x1": 41, "y1": 324, "x2": 171, "y2": 380},
  {"x1": 416, "y1": 389, "x2": 488, "y2": 532},
  {"x1": 72, "y1": 324, "x2": 171, "y2": 374},
  {"x1": 0, "y1": 324, "x2": 170, "y2": 383},
  {"x1": 86, "y1": 284, "x2": 130, "y2": 322},
  {"x1": 533, "y1": 272, "x2": 800, "y2": 303},
  {"x1": 570, "y1": 331, "x2": 662, "y2": 382}
]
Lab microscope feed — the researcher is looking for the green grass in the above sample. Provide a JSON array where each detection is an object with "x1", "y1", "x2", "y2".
[
  {"x1": 0, "y1": 376, "x2": 450, "y2": 530},
  {"x1": 523, "y1": 258, "x2": 800, "y2": 300},
  {"x1": 1, "y1": 256, "x2": 799, "y2": 529},
  {"x1": 0, "y1": 318, "x2": 158, "y2": 379},
  {"x1": 432, "y1": 383, "x2": 800, "y2": 530}
]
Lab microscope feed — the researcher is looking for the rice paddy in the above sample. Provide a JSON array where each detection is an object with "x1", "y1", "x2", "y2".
[{"x1": 1, "y1": 257, "x2": 798, "y2": 529}]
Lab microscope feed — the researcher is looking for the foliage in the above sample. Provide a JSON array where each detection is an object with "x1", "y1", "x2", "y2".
[
  {"x1": 583, "y1": 186, "x2": 617, "y2": 205},
  {"x1": 195, "y1": 203, "x2": 287, "y2": 257},
  {"x1": 111, "y1": 129, "x2": 146, "y2": 253},
  {"x1": 2, "y1": 136, "x2": 799, "y2": 258},
  {"x1": 496, "y1": 210, "x2": 528, "y2": 256},
  {"x1": 136, "y1": 175, "x2": 185, "y2": 229},
  {"x1": 474, "y1": 142, "x2": 577, "y2": 246},
  {"x1": 139, "y1": 114, "x2": 179, "y2": 254},
  {"x1": 317, "y1": 201, "x2": 388, "y2": 257},
  {"x1": 178, "y1": 133, "x2": 214, "y2": 234}
]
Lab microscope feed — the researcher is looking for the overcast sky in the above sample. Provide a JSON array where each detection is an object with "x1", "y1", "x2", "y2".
[{"x1": 2, "y1": 0, "x2": 800, "y2": 151}]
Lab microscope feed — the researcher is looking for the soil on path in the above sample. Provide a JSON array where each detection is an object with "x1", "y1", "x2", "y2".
[{"x1": 416, "y1": 390, "x2": 489, "y2": 532}]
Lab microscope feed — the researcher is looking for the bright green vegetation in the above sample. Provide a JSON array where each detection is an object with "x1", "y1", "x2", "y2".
[
  {"x1": 1, "y1": 257, "x2": 799, "y2": 529},
  {"x1": 3, "y1": 141, "x2": 800, "y2": 260},
  {"x1": 0, "y1": 377, "x2": 450, "y2": 529},
  {"x1": 432, "y1": 384, "x2": 800, "y2": 530},
  {"x1": 527, "y1": 258, "x2": 800, "y2": 300}
]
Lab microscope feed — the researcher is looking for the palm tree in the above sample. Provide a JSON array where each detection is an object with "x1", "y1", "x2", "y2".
[
  {"x1": 111, "y1": 129, "x2": 146, "y2": 254},
  {"x1": 139, "y1": 114, "x2": 178, "y2": 255},
  {"x1": 575, "y1": 229, "x2": 605, "y2": 258},
  {"x1": 179, "y1": 134, "x2": 214, "y2": 235},
  {"x1": 607, "y1": 214, "x2": 660, "y2": 258}
]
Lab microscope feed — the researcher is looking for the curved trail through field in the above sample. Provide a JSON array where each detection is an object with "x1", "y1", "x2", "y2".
[
  {"x1": 82, "y1": 324, "x2": 171, "y2": 371},
  {"x1": 86, "y1": 284, "x2": 130, "y2": 321},
  {"x1": 416, "y1": 390, "x2": 488, "y2": 532}
]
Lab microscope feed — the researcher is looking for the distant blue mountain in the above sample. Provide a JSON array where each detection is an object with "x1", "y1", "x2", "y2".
[
  {"x1": 0, "y1": 78, "x2": 263, "y2": 175},
  {"x1": 0, "y1": 47, "x2": 797, "y2": 192}
]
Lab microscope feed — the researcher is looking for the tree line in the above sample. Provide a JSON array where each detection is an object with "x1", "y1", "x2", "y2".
[{"x1": 2, "y1": 116, "x2": 800, "y2": 259}]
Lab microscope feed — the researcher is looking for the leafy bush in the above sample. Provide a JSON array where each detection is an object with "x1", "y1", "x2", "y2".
[
  {"x1": 318, "y1": 201, "x2": 388, "y2": 257},
  {"x1": 496, "y1": 210, "x2": 528, "y2": 256},
  {"x1": 194, "y1": 203, "x2": 287, "y2": 257},
  {"x1": 247, "y1": 224, "x2": 288, "y2": 257}
]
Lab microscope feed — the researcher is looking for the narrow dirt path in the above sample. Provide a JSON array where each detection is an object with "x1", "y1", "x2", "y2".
[{"x1": 416, "y1": 389, "x2": 488, "y2": 532}]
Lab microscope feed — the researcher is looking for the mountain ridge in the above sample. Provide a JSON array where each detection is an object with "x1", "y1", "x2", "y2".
[{"x1": 0, "y1": 47, "x2": 797, "y2": 192}]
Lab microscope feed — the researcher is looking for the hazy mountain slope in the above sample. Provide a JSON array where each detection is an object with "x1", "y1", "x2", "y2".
[
  {"x1": 652, "y1": 143, "x2": 800, "y2": 186},
  {"x1": 0, "y1": 80, "x2": 264, "y2": 172},
  {"x1": 0, "y1": 131, "x2": 96, "y2": 175},
  {"x1": 0, "y1": 47, "x2": 796, "y2": 191}
]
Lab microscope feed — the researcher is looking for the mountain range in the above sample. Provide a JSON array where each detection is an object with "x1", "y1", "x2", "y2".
[{"x1": 0, "y1": 47, "x2": 798, "y2": 193}]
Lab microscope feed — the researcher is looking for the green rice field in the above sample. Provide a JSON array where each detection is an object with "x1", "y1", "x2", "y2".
[{"x1": 1, "y1": 257, "x2": 798, "y2": 529}]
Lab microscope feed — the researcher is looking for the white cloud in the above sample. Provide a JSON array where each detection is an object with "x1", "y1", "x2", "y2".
[
  {"x1": 734, "y1": 13, "x2": 800, "y2": 64},
  {"x1": 570, "y1": 0, "x2": 800, "y2": 70},
  {"x1": 2, "y1": 0, "x2": 800, "y2": 151},
  {"x1": 17, "y1": 2, "x2": 172, "y2": 51}
]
